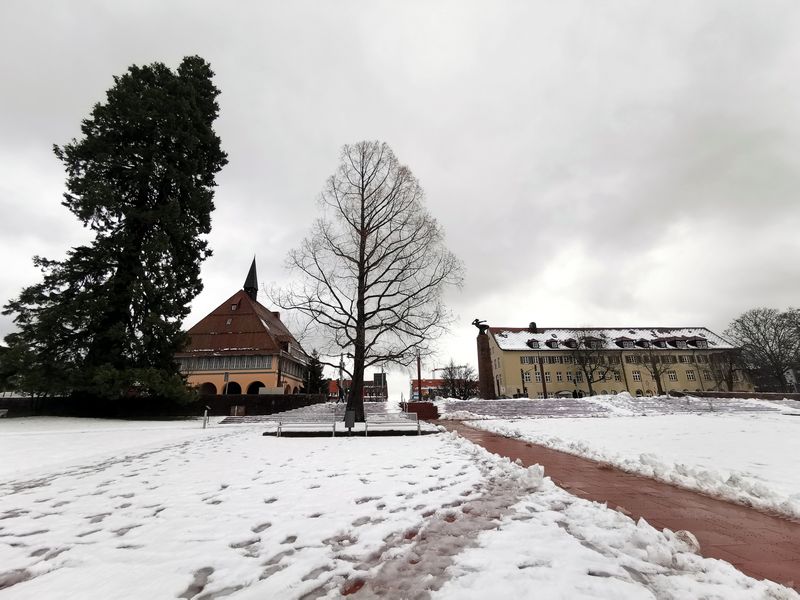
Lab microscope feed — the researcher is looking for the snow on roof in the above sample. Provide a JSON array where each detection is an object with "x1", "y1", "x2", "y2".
[{"x1": 490, "y1": 326, "x2": 735, "y2": 351}]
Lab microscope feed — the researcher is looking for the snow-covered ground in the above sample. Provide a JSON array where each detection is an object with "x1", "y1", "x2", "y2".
[
  {"x1": 0, "y1": 416, "x2": 796, "y2": 598},
  {"x1": 440, "y1": 394, "x2": 800, "y2": 519}
]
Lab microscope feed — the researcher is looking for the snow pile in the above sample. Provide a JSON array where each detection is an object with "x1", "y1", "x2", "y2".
[{"x1": 468, "y1": 413, "x2": 800, "y2": 520}]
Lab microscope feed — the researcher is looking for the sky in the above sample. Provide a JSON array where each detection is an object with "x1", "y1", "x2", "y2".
[{"x1": 2, "y1": 1, "x2": 800, "y2": 398}]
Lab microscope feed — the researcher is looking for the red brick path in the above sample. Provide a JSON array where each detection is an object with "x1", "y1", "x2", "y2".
[{"x1": 440, "y1": 420, "x2": 800, "y2": 590}]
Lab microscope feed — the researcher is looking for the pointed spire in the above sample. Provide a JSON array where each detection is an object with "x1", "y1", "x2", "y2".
[{"x1": 244, "y1": 257, "x2": 258, "y2": 301}]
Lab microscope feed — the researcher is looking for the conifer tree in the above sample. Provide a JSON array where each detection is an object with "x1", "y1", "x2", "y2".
[
  {"x1": 3, "y1": 56, "x2": 227, "y2": 401},
  {"x1": 304, "y1": 350, "x2": 327, "y2": 394}
]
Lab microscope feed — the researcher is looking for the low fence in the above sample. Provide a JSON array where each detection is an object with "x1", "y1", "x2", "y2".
[
  {"x1": 0, "y1": 393, "x2": 328, "y2": 418},
  {"x1": 200, "y1": 393, "x2": 327, "y2": 416},
  {"x1": 687, "y1": 390, "x2": 800, "y2": 401}
]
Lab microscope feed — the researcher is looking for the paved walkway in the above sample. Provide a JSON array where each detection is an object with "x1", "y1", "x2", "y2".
[{"x1": 440, "y1": 420, "x2": 800, "y2": 591}]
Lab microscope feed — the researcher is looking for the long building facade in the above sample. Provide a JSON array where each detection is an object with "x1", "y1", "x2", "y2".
[
  {"x1": 175, "y1": 260, "x2": 308, "y2": 395},
  {"x1": 486, "y1": 324, "x2": 752, "y2": 398}
]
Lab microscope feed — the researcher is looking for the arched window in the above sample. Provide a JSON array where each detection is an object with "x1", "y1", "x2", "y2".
[
  {"x1": 635, "y1": 389, "x2": 643, "y2": 397},
  {"x1": 199, "y1": 382, "x2": 217, "y2": 395},
  {"x1": 247, "y1": 381, "x2": 265, "y2": 395},
  {"x1": 224, "y1": 381, "x2": 241, "y2": 395},
  {"x1": 292, "y1": 386, "x2": 299, "y2": 394}
]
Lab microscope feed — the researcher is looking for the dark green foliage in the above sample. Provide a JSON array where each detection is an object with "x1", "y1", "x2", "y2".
[
  {"x1": 3, "y1": 56, "x2": 227, "y2": 401},
  {"x1": 304, "y1": 350, "x2": 327, "y2": 394}
]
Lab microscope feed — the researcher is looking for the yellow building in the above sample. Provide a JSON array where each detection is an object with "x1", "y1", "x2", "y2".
[
  {"x1": 487, "y1": 324, "x2": 752, "y2": 398},
  {"x1": 175, "y1": 260, "x2": 308, "y2": 395}
]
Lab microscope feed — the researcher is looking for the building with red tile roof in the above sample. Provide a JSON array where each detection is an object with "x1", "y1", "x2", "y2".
[{"x1": 175, "y1": 259, "x2": 308, "y2": 395}]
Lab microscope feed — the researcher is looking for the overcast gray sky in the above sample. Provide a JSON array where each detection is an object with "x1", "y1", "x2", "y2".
[{"x1": 2, "y1": 1, "x2": 800, "y2": 395}]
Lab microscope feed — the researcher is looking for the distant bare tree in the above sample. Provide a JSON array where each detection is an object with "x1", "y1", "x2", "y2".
[
  {"x1": 437, "y1": 360, "x2": 478, "y2": 400},
  {"x1": 566, "y1": 330, "x2": 618, "y2": 396},
  {"x1": 638, "y1": 347, "x2": 673, "y2": 396},
  {"x1": 706, "y1": 349, "x2": 746, "y2": 392},
  {"x1": 725, "y1": 308, "x2": 800, "y2": 392},
  {"x1": 274, "y1": 141, "x2": 463, "y2": 421}
]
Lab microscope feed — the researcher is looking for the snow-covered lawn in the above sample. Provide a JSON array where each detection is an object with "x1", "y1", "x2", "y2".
[
  {"x1": 0, "y1": 417, "x2": 796, "y2": 598},
  {"x1": 442, "y1": 396, "x2": 800, "y2": 519}
]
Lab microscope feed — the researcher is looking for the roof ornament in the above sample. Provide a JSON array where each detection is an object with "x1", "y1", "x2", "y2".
[{"x1": 244, "y1": 257, "x2": 258, "y2": 301}]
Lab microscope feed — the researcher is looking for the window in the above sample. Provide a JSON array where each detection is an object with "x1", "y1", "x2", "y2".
[
  {"x1": 545, "y1": 372, "x2": 551, "y2": 383},
  {"x1": 677, "y1": 341, "x2": 687, "y2": 349},
  {"x1": 556, "y1": 371, "x2": 563, "y2": 382},
  {"x1": 704, "y1": 370, "x2": 712, "y2": 380},
  {"x1": 679, "y1": 355, "x2": 690, "y2": 363},
  {"x1": 625, "y1": 355, "x2": 635, "y2": 363},
  {"x1": 696, "y1": 355, "x2": 706, "y2": 364},
  {"x1": 622, "y1": 340, "x2": 634, "y2": 348},
  {"x1": 548, "y1": 392, "x2": 556, "y2": 399},
  {"x1": 575, "y1": 372, "x2": 583, "y2": 383},
  {"x1": 696, "y1": 340, "x2": 708, "y2": 348},
  {"x1": 225, "y1": 318, "x2": 232, "y2": 326},
  {"x1": 535, "y1": 371, "x2": 542, "y2": 383},
  {"x1": 567, "y1": 371, "x2": 574, "y2": 382},
  {"x1": 522, "y1": 372, "x2": 531, "y2": 383},
  {"x1": 668, "y1": 370, "x2": 678, "y2": 382},
  {"x1": 632, "y1": 370, "x2": 641, "y2": 382},
  {"x1": 231, "y1": 304, "x2": 238, "y2": 311},
  {"x1": 608, "y1": 356, "x2": 621, "y2": 364},
  {"x1": 687, "y1": 370, "x2": 696, "y2": 381},
  {"x1": 670, "y1": 355, "x2": 678, "y2": 363},
  {"x1": 537, "y1": 392, "x2": 544, "y2": 399},
  {"x1": 613, "y1": 371, "x2": 621, "y2": 381}
]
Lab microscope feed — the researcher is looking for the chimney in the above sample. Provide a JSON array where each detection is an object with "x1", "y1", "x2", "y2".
[{"x1": 528, "y1": 322, "x2": 537, "y2": 333}]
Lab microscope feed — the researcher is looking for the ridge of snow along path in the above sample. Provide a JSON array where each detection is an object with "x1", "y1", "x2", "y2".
[
  {"x1": 0, "y1": 417, "x2": 797, "y2": 599},
  {"x1": 438, "y1": 394, "x2": 800, "y2": 520}
]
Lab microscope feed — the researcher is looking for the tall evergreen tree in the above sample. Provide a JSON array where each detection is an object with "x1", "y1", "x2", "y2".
[
  {"x1": 3, "y1": 56, "x2": 227, "y2": 401},
  {"x1": 304, "y1": 350, "x2": 327, "y2": 395}
]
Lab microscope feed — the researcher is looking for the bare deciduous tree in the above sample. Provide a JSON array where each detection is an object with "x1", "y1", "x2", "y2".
[
  {"x1": 725, "y1": 308, "x2": 800, "y2": 392},
  {"x1": 638, "y1": 347, "x2": 673, "y2": 396},
  {"x1": 274, "y1": 141, "x2": 463, "y2": 421},
  {"x1": 437, "y1": 360, "x2": 478, "y2": 400},
  {"x1": 566, "y1": 330, "x2": 618, "y2": 396}
]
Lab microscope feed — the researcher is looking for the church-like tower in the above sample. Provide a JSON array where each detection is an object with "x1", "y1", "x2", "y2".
[{"x1": 175, "y1": 260, "x2": 308, "y2": 396}]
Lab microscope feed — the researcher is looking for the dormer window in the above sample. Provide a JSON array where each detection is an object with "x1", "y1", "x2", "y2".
[
  {"x1": 695, "y1": 340, "x2": 708, "y2": 348},
  {"x1": 526, "y1": 339, "x2": 540, "y2": 349},
  {"x1": 546, "y1": 339, "x2": 559, "y2": 349},
  {"x1": 622, "y1": 341, "x2": 634, "y2": 349},
  {"x1": 231, "y1": 304, "x2": 238, "y2": 311},
  {"x1": 676, "y1": 340, "x2": 687, "y2": 349}
]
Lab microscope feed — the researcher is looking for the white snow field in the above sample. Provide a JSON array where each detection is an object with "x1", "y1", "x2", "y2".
[
  {"x1": 0, "y1": 417, "x2": 796, "y2": 599},
  {"x1": 440, "y1": 394, "x2": 800, "y2": 519}
]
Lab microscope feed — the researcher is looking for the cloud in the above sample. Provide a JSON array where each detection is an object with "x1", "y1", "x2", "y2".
[{"x1": 2, "y1": 0, "x2": 800, "y2": 392}]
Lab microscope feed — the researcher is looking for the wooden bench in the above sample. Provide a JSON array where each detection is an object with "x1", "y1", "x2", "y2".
[
  {"x1": 275, "y1": 415, "x2": 337, "y2": 437},
  {"x1": 363, "y1": 412, "x2": 420, "y2": 436}
]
